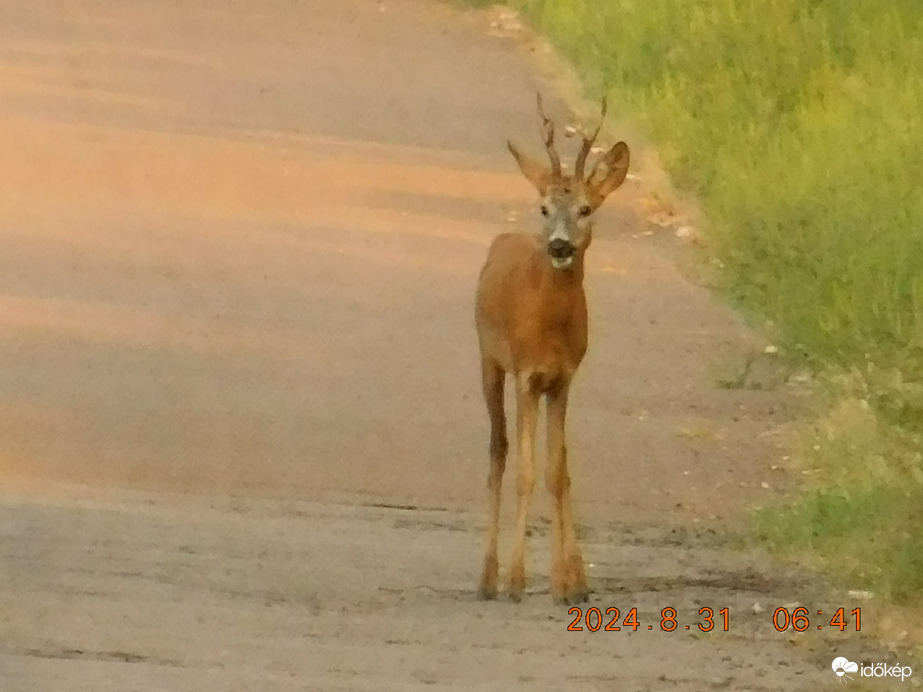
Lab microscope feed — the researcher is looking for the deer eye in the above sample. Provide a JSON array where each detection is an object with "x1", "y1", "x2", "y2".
[
  {"x1": 579, "y1": 205, "x2": 592, "y2": 217},
  {"x1": 540, "y1": 205, "x2": 550, "y2": 217}
]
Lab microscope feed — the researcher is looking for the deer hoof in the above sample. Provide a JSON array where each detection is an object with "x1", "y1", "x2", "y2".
[
  {"x1": 477, "y1": 585, "x2": 498, "y2": 601},
  {"x1": 553, "y1": 586, "x2": 589, "y2": 605}
]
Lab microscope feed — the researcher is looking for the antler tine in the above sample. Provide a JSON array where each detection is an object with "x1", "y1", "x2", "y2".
[
  {"x1": 574, "y1": 96, "x2": 608, "y2": 179},
  {"x1": 535, "y1": 92, "x2": 562, "y2": 179}
]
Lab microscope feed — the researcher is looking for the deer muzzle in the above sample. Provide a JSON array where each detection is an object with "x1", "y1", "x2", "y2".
[{"x1": 547, "y1": 238, "x2": 576, "y2": 264}]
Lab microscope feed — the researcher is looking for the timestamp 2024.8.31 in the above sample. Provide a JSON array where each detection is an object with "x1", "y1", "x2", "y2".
[{"x1": 566, "y1": 607, "x2": 729, "y2": 633}]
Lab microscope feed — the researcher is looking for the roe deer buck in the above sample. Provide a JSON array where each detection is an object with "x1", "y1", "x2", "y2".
[{"x1": 475, "y1": 94, "x2": 629, "y2": 604}]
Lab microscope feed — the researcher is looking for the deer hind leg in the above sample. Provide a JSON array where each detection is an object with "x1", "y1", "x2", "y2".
[
  {"x1": 546, "y1": 382, "x2": 589, "y2": 604},
  {"x1": 478, "y1": 359, "x2": 507, "y2": 600},
  {"x1": 509, "y1": 371, "x2": 539, "y2": 603}
]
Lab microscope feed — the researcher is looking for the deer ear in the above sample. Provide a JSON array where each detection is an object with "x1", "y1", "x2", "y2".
[
  {"x1": 507, "y1": 140, "x2": 551, "y2": 195},
  {"x1": 586, "y1": 141, "x2": 629, "y2": 204}
]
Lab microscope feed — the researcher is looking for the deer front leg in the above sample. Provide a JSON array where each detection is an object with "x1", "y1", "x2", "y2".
[
  {"x1": 546, "y1": 382, "x2": 589, "y2": 604},
  {"x1": 509, "y1": 371, "x2": 539, "y2": 603},
  {"x1": 478, "y1": 359, "x2": 507, "y2": 600}
]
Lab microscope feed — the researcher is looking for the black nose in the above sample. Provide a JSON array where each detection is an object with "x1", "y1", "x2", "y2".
[{"x1": 547, "y1": 238, "x2": 575, "y2": 259}]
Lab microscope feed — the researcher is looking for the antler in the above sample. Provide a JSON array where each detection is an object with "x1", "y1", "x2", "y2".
[
  {"x1": 535, "y1": 92, "x2": 562, "y2": 180},
  {"x1": 574, "y1": 96, "x2": 608, "y2": 179}
]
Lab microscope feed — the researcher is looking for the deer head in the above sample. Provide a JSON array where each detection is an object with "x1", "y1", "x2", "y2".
[{"x1": 507, "y1": 93, "x2": 630, "y2": 270}]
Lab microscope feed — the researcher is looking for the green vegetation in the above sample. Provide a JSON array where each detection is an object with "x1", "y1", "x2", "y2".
[
  {"x1": 491, "y1": 1, "x2": 923, "y2": 607},
  {"x1": 753, "y1": 386, "x2": 923, "y2": 604}
]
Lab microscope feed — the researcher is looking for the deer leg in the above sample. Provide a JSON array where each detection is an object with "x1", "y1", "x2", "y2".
[
  {"x1": 509, "y1": 371, "x2": 539, "y2": 603},
  {"x1": 478, "y1": 359, "x2": 507, "y2": 600},
  {"x1": 546, "y1": 382, "x2": 588, "y2": 604}
]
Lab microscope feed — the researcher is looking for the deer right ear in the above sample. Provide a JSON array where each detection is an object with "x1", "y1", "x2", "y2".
[{"x1": 507, "y1": 141, "x2": 551, "y2": 195}]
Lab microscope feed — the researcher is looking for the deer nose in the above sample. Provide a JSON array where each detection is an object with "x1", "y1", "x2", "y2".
[{"x1": 547, "y1": 238, "x2": 575, "y2": 259}]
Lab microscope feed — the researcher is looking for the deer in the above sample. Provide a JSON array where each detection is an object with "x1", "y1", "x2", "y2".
[{"x1": 475, "y1": 93, "x2": 629, "y2": 604}]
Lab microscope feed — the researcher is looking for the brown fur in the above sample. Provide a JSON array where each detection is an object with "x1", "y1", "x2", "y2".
[{"x1": 474, "y1": 95, "x2": 629, "y2": 603}]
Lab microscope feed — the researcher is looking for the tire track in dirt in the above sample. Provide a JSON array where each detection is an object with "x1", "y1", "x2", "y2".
[{"x1": 0, "y1": 494, "x2": 879, "y2": 690}]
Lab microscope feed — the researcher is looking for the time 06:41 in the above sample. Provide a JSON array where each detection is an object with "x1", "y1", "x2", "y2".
[{"x1": 773, "y1": 607, "x2": 861, "y2": 632}]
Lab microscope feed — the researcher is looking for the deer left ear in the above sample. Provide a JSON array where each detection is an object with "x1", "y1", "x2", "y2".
[
  {"x1": 586, "y1": 141, "x2": 630, "y2": 206},
  {"x1": 507, "y1": 140, "x2": 552, "y2": 195}
]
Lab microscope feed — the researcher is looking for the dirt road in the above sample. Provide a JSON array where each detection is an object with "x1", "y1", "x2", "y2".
[{"x1": 0, "y1": 1, "x2": 883, "y2": 689}]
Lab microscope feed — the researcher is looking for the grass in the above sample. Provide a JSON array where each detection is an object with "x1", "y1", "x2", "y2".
[
  {"x1": 752, "y1": 387, "x2": 923, "y2": 604},
  {"x1": 474, "y1": 0, "x2": 923, "y2": 616}
]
